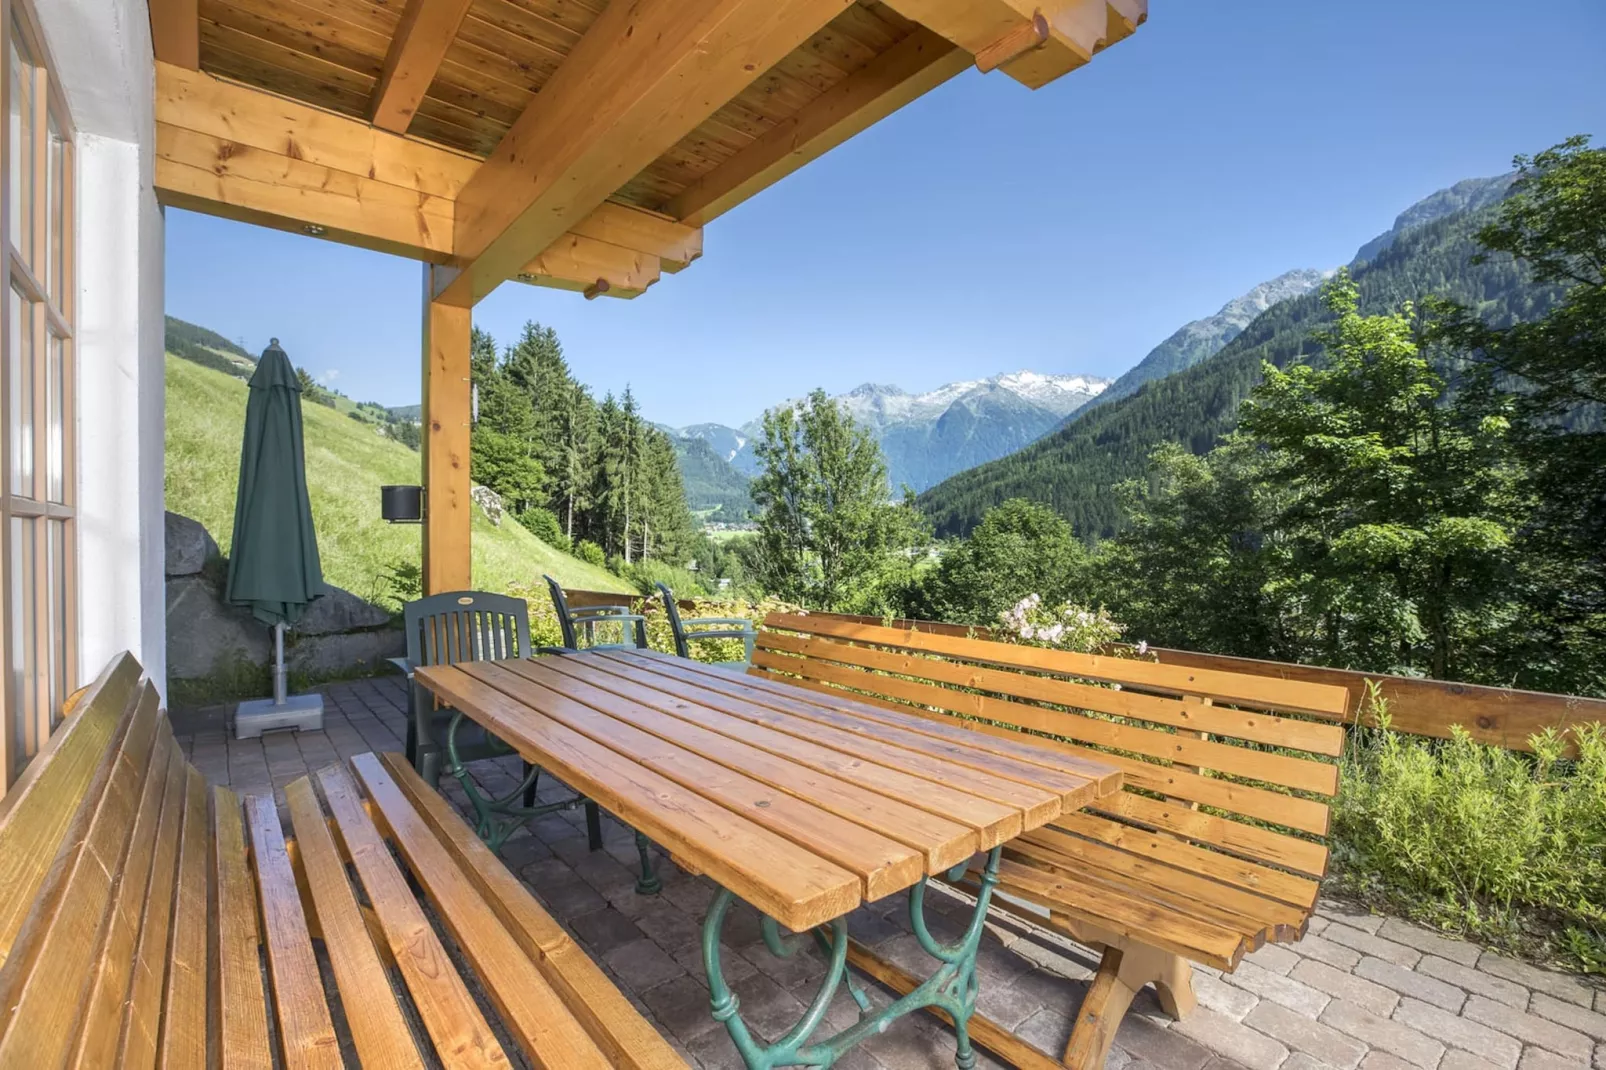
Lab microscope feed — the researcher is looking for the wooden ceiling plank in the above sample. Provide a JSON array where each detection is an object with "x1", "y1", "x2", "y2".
[
  {"x1": 665, "y1": 26, "x2": 967, "y2": 226},
  {"x1": 371, "y1": 0, "x2": 478, "y2": 132},
  {"x1": 440, "y1": 0, "x2": 857, "y2": 307},
  {"x1": 151, "y1": 0, "x2": 201, "y2": 69}
]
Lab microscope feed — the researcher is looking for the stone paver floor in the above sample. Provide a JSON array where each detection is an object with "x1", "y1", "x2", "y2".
[{"x1": 177, "y1": 676, "x2": 1606, "y2": 1070}]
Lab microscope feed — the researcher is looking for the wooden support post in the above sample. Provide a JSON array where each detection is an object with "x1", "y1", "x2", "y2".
[{"x1": 421, "y1": 266, "x2": 472, "y2": 595}]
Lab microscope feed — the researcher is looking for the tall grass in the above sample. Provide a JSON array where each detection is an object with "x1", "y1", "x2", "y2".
[
  {"x1": 1332, "y1": 688, "x2": 1606, "y2": 972},
  {"x1": 164, "y1": 355, "x2": 629, "y2": 608}
]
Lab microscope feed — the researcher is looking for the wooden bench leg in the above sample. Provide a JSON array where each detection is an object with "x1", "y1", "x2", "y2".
[{"x1": 1062, "y1": 942, "x2": 1197, "y2": 1069}]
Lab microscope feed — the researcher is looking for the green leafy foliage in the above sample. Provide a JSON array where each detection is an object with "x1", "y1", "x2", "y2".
[
  {"x1": 1334, "y1": 696, "x2": 1606, "y2": 972},
  {"x1": 750, "y1": 389, "x2": 929, "y2": 613},
  {"x1": 908, "y1": 499, "x2": 1087, "y2": 625}
]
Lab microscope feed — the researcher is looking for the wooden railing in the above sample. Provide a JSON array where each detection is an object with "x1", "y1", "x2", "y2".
[{"x1": 557, "y1": 591, "x2": 1606, "y2": 755}]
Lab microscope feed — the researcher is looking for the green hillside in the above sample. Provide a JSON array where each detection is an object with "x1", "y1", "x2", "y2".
[
  {"x1": 672, "y1": 435, "x2": 752, "y2": 517},
  {"x1": 919, "y1": 203, "x2": 1562, "y2": 538},
  {"x1": 164, "y1": 354, "x2": 629, "y2": 607}
]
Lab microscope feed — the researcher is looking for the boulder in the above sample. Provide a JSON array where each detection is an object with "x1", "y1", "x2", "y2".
[
  {"x1": 166, "y1": 574, "x2": 270, "y2": 679},
  {"x1": 294, "y1": 584, "x2": 393, "y2": 636},
  {"x1": 472, "y1": 484, "x2": 503, "y2": 526},
  {"x1": 165, "y1": 511, "x2": 219, "y2": 577},
  {"x1": 288, "y1": 629, "x2": 406, "y2": 678}
]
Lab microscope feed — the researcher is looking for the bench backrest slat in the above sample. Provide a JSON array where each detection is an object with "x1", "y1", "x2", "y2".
[
  {"x1": 0, "y1": 652, "x2": 141, "y2": 967},
  {"x1": 0, "y1": 680, "x2": 159, "y2": 1066},
  {"x1": 758, "y1": 614, "x2": 1348, "y2": 886}
]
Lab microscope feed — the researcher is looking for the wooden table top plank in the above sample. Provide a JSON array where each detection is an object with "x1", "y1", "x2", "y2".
[
  {"x1": 414, "y1": 664, "x2": 861, "y2": 931},
  {"x1": 711, "y1": 652, "x2": 1125, "y2": 793},
  {"x1": 623, "y1": 652, "x2": 1108, "y2": 807},
  {"x1": 508, "y1": 657, "x2": 977, "y2": 874},
  {"x1": 465, "y1": 662, "x2": 924, "y2": 900},
  {"x1": 549, "y1": 656, "x2": 1022, "y2": 850},
  {"x1": 599, "y1": 652, "x2": 1068, "y2": 825}
]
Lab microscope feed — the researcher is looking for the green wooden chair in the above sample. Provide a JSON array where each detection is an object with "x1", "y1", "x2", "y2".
[
  {"x1": 393, "y1": 590, "x2": 602, "y2": 849},
  {"x1": 655, "y1": 582, "x2": 756, "y2": 668},
  {"x1": 543, "y1": 575, "x2": 649, "y2": 651}
]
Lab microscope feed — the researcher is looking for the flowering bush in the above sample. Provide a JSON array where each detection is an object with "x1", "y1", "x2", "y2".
[{"x1": 995, "y1": 594, "x2": 1129, "y2": 653}]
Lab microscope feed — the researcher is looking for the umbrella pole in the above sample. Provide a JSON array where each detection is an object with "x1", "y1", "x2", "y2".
[{"x1": 273, "y1": 622, "x2": 288, "y2": 705}]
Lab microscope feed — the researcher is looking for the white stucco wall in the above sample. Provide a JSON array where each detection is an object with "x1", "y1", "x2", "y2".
[{"x1": 30, "y1": 0, "x2": 166, "y2": 695}]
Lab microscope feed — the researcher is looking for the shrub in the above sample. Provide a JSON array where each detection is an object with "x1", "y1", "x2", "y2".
[
  {"x1": 574, "y1": 540, "x2": 607, "y2": 569},
  {"x1": 1333, "y1": 692, "x2": 1606, "y2": 972},
  {"x1": 995, "y1": 594, "x2": 1129, "y2": 654},
  {"x1": 518, "y1": 506, "x2": 569, "y2": 551},
  {"x1": 621, "y1": 558, "x2": 706, "y2": 599}
]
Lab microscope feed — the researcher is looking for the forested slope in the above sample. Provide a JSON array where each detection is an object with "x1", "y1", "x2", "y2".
[{"x1": 920, "y1": 203, "x2": 1559, "y2": 538}]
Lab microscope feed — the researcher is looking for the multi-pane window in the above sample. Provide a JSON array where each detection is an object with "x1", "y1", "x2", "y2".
[{"x1": 2, "y1": 3, "x2": 74, "y2": 788}]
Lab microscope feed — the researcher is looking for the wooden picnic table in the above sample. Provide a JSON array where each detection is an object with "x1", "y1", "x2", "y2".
[{"x1": 414, "y1": 648, "x2": 1122, "y2": 1068}]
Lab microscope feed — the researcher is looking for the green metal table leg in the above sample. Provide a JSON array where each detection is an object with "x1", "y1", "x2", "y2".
[
  {"x1": 634, "y1": 830, "x2": 662, "y2": 894},
  {"x1": 700, "y1": 847, "x2": 1004, "y2": 1069},
  {"x1": 445, "y1": 711, "x2": 587, "y2": 852}
]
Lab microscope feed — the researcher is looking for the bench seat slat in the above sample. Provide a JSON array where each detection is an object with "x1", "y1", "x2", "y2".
[
  {"x1": 214, "y1": 787, "x2": 274, "y2": 1070},
  {"x1": 372, "y1": 752, "x2": 689, "y2": 1070},
  {"x1": 340, "y1": 758, "x2": 615, "y2": 1070},
  {"x1": 317, "y1": 764, "x2": 511, "y2": 1070},
  {"x1": 0, "y1": 684, "x2": 159, "y2": 1066},
  {"x1": 118, "y1": 743, "x2": 188, "y2": 1070},
  {"x1": 70, "y1": 722, "x2": 178, "y2": 1070},
  {"x1": 283, "y1": 777, "x2": 425, "y2": 1069},
  {"x1": 244, "y1": 795, "x2": 342, "y2": 1069},
  {"x1": 160, "y1": 766, "x2": 212, "y2": 1068}
]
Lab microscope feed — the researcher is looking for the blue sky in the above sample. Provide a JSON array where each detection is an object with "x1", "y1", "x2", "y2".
[{"x1": 165, "y1": 0, "x2": 1606, "y2": 429}]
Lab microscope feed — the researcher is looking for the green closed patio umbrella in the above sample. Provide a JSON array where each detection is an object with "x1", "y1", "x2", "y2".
[{"x1": 226, "y1": 338, "x2": 328, "y2": 738}]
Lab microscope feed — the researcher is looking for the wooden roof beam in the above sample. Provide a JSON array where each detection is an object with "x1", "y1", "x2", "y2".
[
  {"x1": 437, "y1": 0, "x2": 857, "y2": 308},
  {"x1": 149, "y1": 0, "x2": 199, "y2": 69},
  {"x1": 152, "y1": 63, "x2": 701, "y2": 285},
  {"x1": 884, "y1": 0, "x2": 1146, "y2": 90},
  {"x1": 665, "y1": 26, "x2": 970, "y2": 228},
  {"x1": 369, "y1": 0, "x2": 476, "y2": 134}
]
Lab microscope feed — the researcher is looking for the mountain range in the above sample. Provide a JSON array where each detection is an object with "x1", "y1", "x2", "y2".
[
  {"x1": 918, "y1": 172, "x2": 1547, "y2": 538},
  {"x1": 672, "y1": 371, "x2": 1109, "y2": 496}
]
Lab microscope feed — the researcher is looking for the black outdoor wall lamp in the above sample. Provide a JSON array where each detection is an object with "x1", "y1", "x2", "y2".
[{"x1": 381, "y1": 484, "x2": 425, "y2": 523}]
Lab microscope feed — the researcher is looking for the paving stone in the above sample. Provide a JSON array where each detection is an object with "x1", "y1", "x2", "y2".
[
  {"x1": 1463, "y1": 996, "x2": 1594, "y2": 1061},
  {"x1": 1320, "y1": 998, "x2": 1446, "y2": 1067},
  {"x1": 1393, "y1": 997, "x2": 1522, "y2": 1068},
  {"x1": 639, "y1": 974, "x2": 723, "y2": 1044},
  {"x1": 1355, "y1": 956, "x2": 1466, "y2": 1012},
  {"x1": 1477, "y1": 952, "x2": 1597, "y2": 1008},
  {"x1": 1322, "y1": 924, "x2": 1423, "y2": 969},
  {"x1": 1517, "y1": 1047, "x2": 1587, "y2": 1070},
  {"x1": 1377, "y1": 917, "x2": 1483, "y2": 967},
  {"x1": 1244, "y1": 999, "x2": 1367, "y2": 1069},
  {"x1": 1012, "y1": 1006, "x2": 1073, "y2": 1059},
  {"x1": 1228, "y1": 960, "x2": 1331, "y2": 1018},
  {"x1": 569, "y1": 906, "x2": 648, "y2": 956},
  {"x1": 1529, "y1": 992, "x2": 1606, "y2": 1042},
  {"x1": 1294, "y1": 935, "x2": 1366, "y2": 971},
  {"x1": 1291, "y1": 959, "x2": 1401, "y2": 1018},
  {"x1": 1192, "y1": 972, "x2": 1260, "y2": 1021},
  {"x1": 1440, "y1": 1052, "x2": 1510, "y2": 1070},
  {"x1": 1307, "y1": 916, "x2": 1331, "y2": 936},
  {"x1": 1170, "y1": 1006, "x2": 1289, "y2": 1070},
  {"x1": 1358, "y1": 1054, "x2": 1416, "y2": 1070},
  {"x1": 1112, "y1": 1013, "x2": 1213, "y2": 1070},
  {"x1": 1319, "y1": 900, "x2": 1388, "y2": 934},
  {"x1": 1242, "y1": 943, "x2": 1302, "y2": 976},
  {"x1": 1281, "y1": 1057, "x2": 1346, "y2": 1070},
  {"x1": 603, "y1": 938, "x2": 686, "y2": 991},
  {"x1": 1416, "y1": 954, "x2": 1531, "y2": 1009}
]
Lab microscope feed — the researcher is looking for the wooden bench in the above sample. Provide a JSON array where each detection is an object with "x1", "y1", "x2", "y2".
[
  {"x1": 0, "y1": 652, "x2": 687, "y2": 1070},
  {"x1": 753, "y1": 614, "x2": 1350, "y2": 1070}
]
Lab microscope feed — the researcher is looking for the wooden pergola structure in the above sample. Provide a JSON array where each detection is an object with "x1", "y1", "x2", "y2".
[{"x1": 149, "y1": 0, "x2": 1145, "y2": 594}]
